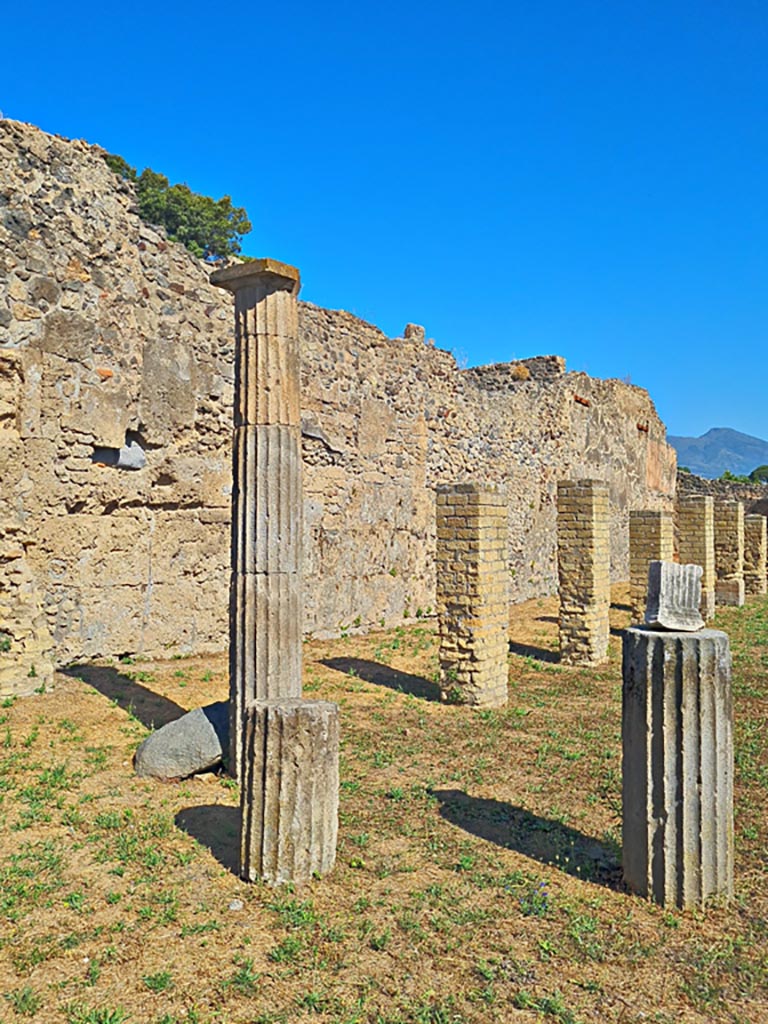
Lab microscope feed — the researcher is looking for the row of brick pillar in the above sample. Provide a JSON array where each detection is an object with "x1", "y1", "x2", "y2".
[{"x1": 436, "y1": 482, "x2": 768, "y2": 706}]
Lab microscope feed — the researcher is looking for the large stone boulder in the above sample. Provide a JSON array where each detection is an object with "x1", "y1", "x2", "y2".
[{"x1": 134, "y1": 701, "x2": 229, "y2": 780}]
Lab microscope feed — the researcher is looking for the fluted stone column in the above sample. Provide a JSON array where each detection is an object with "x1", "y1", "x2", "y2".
[
  {"x1": 213, "y1": 259, "x2": 339, "y2": 885},
  {"x1": 629, "y1": 511, "x2": 674, "y2": 624},
  {"x1": 677, "y1": 496, "x2": 716, "y2": 621},
  {"x1": 557, "y1": 479, "x2": 610, "y2": 665},
  {"x1": 212, "y1": 260, "x2": 304, "y2": 779},
  {"x1": 436, "y1": 484, "x2": 509, "y2": 707},
  {"x1": 622, "y1": 627, "x2": 734, "y2": 908},
  {"x1": 241, "y1": 699, "x2": 339, "y2": 884},
  {"x1": 744, "y1": 514, "x2": 767, "y2": 596}
]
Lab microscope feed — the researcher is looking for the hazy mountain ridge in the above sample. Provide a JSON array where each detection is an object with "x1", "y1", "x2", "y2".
[{"x1": 669, "y1": 427, "x2": 768, "y2": 480}]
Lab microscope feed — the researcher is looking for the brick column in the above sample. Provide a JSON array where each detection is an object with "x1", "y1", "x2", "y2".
[
  {"x1": 714, "y1": 501, "x2": 745, "y2": 607},
  {"x1": 629, "y1": 511, "x2": 674, "y2": 624},
  {"x1": 436, "y1": 484, "x2": 509, "y2": 707},
  {"x1": 557, "y1": 480, "x2": 610, "y2": 665},
  {"x1": 677, "y1": 496, "x2": 716, "y2": 621},
  {"x1": 744, "y1": 514, "x2": 767, "y2": 596},
  {"x1": 623, "y1": 627, "x2": 734, "y2": 908},
  {"x1": 212, "y1": 259, "x2": 304, "y2": 778}
]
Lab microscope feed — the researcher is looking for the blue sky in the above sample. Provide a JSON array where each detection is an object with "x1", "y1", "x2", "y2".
[{"x1": 3, "y1": 1, "x2": 766, "y2": 440}]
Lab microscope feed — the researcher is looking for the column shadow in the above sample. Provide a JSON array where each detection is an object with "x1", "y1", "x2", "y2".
[
  {"x1": 176, "y1": 804, "x2": 241, "y2": 875},
  {"x1": 62, "y1": 664, "x2": 186, "y2": 730},
  {"x1": 431, "y1": 788, "x2": 622, "y2": 889},
  {"x1": 321, "y1": 657, "x2": 441, "y2": 702},
  {"x1": 507, "y1": 641, "x2": 559, "y2": 663}
]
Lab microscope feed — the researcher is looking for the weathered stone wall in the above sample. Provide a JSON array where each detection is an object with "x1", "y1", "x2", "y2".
[
  {"x1": 677, "y1": 470, "x2": 767, "y2": 506},
  {"x1": 1, "y1": 119, "x2": 677, "y2": 671}
]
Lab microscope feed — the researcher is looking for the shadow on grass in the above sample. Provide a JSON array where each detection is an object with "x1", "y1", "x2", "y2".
[
  {"x1": 507, "y1": 641, "x2": 559, "y2": 663},
  {"x1": 176, "y1": 804, "x2": 241, "y2": 875},
  {"x1": 62, "y1": 663, "x2": 185, "y2": 730},
  {"x1": 321, "y1": 657, "x2": 441, "y2": 702},
  {"x1": 432, "y1": 789, "x2": 622, "y2": 889}
]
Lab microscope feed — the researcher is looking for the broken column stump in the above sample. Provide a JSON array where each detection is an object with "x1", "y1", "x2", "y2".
[
  {"x1": 240, "y1": 699, "x2": 339, "y2": 885},
  {"x1": 622, "y1": 627, "x2": 734, "y2": 908},
  {"x1": 744, "y1": 514, "x2": 767, "y2": 597},
  {"x1": 714, "y1": 500, "x2": 745, "y2": 607},
  {"x1": 629, "y1": 510, "x2": 674, "y2": 624},
  {"x1": 557, "y1": 479, "x2": 610, "y2": 665},
  {"x1": 677, "y1": 495, "x2": 716, "y2": 621},
  {"x1": 435, "y1": 484, "x2": 509, "y2": 707}
]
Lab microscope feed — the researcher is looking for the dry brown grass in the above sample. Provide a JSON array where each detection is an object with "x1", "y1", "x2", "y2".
[{"x1": 0, "y1": 586, "x2": 766, "y2": 1023}]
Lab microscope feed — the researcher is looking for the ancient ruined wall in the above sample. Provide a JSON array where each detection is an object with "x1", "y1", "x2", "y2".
[{"x1": 1, "y1": 119, "x2": 676, "y2": 669}]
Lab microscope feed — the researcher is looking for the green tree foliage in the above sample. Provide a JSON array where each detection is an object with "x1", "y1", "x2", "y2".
[
  {"x1": 719, "y1": 469, "x2": 751, "y2": 484},
  {"x1": 103, "y1": 153, "x2": 251, "y2": 259},
  {"x1": 749, "y1": 465, "x2": 768, "y2": 483}
]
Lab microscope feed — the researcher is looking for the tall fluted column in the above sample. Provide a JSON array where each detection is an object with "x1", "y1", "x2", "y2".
[
  {"x1": 211, "y1": 260, "x2": 303, "y2": 778},
  {"x1": 622, "y1": 627, "x2": 734, "y2": 908}
]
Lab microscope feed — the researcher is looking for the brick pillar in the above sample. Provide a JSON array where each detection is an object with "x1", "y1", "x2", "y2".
[
  {"x1": 714, "y1": 501, "x2": 745, "y2": 607},
  {"x1": 677, "y1": 496, "x2": 716, "y2": 621},
  {"x1": 557, "y1": 479, "x2": 610, "y2": 665},
  {"x1": 212, "y1": 260, "x2": 304, "y2": 779},
  {"x1": 622, "y1": 627, "x2": 734, "y2": 908},
  {"x1": 744, "y1": 514, "x2": 767, "y2": 596},
  {"x1": 629, "y1": 511, "x2": 674, "y2": 624},
  {"x1": 436, "y1": 484, "x2": 509, "y2": 707}
]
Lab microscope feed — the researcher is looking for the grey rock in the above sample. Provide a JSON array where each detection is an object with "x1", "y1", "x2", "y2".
[
  {"x1": 645, "y1": 561, "x2": 704, "y2": 631},
  {"x1": 134, "y1": 701, "x2": 229, "y2": 780},
  {"x1": 117, "y1": 440, "x2": 146, "y2": 470}
]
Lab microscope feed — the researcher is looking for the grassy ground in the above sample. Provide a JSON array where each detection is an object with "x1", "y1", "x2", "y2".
[{"x1": 0, "y1": 586, "x2": 766, "y2": 1023}]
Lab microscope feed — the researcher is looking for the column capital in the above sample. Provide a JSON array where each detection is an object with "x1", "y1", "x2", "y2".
[{"x1": 210, "y1": 258, "x2": 301, "y2": 296}]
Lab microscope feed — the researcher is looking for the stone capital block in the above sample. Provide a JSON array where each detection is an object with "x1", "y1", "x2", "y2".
[
  {"x1": 677, "y1": 496, "x2": 716, "y2": 621},
  {"x1": 644, "y1": 561, "x2": 704, "y2": 631},
  {"x1": 622, "y1": 627, "x2": 734, "y2": 909},
  {"x1": 629, "y1": 510, "x2": 674, "y2": 624},
  {"x1": 212, "y1": 262, "x2": 301, "y2": 428},
  {"x1": 436, "y1": 484, "x2": 509, "y2": 707},
  {"x1": 240, "y1": 699, "x2": 339, "y2": 885},
  {"x1": 557, "y1": 479, "x2": 610, "y2": 665},
  {"x1": 744, "y1": 514, "x2": 767, "y2": 596}
]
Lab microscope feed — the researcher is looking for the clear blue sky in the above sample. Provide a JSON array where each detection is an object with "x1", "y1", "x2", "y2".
[{"x1": 3, "y1": 1, "x2": 766, "y2": 440}]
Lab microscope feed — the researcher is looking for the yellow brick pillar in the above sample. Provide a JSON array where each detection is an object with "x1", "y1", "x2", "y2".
[
  {"x1": 677, "y1": 496, "x2": 716, "y2": 621},
  {"x1": 744, "y1": 514, "x2": 767, "y2": 597},
  {"x1": 436, "y1": 484, "x2": 509, "y2": 707},
  {"x1": 557, "y1": 479, "x2": 610, "y2": 664},
  {"x1": 714, "y1": 500, "x2": 745, "y2": 607},
  {"x1": 629, "y1": 510, "x2": 674, "y2": 624}
]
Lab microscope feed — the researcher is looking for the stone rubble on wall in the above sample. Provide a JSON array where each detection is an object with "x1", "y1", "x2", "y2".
[{"x1": 1, "y1": 118, "x2": 678, "y2": 679}]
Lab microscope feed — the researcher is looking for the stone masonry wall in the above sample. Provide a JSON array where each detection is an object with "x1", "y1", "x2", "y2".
[{"x1": 0, "y1": 119, "x2": 677, "y2": 671}]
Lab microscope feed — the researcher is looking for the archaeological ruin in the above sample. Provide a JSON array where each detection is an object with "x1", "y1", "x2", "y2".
[{"x1": 0, "y1": 120, "x2": 681, "y2": 692}]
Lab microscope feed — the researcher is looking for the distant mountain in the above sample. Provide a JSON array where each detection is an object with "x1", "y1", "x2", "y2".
[{"x1": 669, "y1": 427, "x2": 768, "y2": 480}]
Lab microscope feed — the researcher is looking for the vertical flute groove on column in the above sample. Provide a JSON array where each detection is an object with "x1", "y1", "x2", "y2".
[
  {"x1": 714, "y1": 500, "x2": 745, "y2": 607},
  {"x1": 744, "y1": 514, "x2": 767, "y2": 596},
  {"x1": 557, "y1": 479, "x2": 611, "y2": 664},
  {"x1": 622, "y1": 627, "x2": 734, "y2": 908},
  {"x1": 677, "y1": 496, "x2": 716, "y2": 621},
  {"x1": 629, "y1": 511, "x2": 674, "y2": 623}
]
